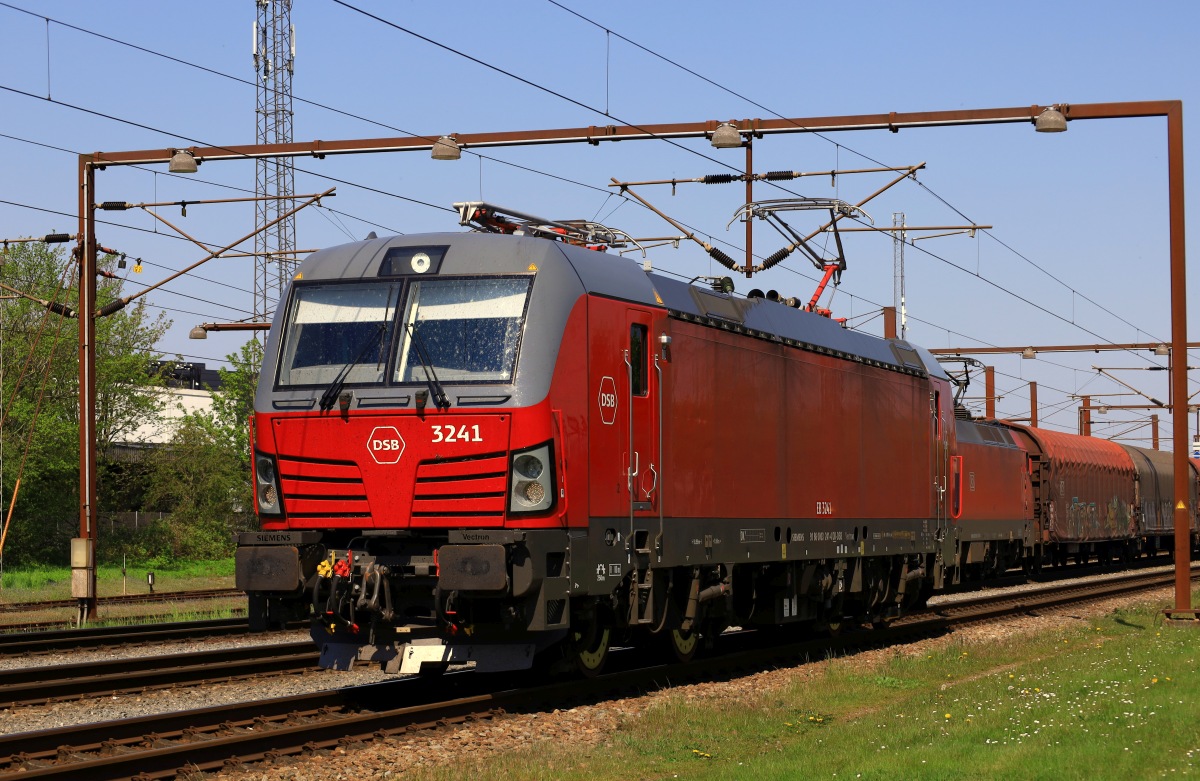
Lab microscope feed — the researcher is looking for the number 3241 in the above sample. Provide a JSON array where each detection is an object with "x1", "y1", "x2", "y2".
[{"x1": 431, "y1": 424, "x2": 483, "y2": 443}]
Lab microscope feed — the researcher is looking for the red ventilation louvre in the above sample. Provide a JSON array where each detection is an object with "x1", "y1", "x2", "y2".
[
  {"x1": 411, "y1": 452, "x2": 509, "y2": 527},
  {"x1": 278, "y1": 455, "x2": 370, "y2": 519}
]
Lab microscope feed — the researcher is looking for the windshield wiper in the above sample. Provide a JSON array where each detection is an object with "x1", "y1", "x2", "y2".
[
  {"x1": 406, "y1": 321, "x2": 450, "y2": 410},
  {"x1": 318, "y1": 324, "x2": 386, "y2": 412}
]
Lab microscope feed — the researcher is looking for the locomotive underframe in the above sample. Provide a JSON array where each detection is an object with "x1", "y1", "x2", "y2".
[
  {"x1": 237, "y1": 512, "x2": 1192, "y2": 673},
  {"x1": 238, "y1": 511, "x2": 964, "y2": 674}
]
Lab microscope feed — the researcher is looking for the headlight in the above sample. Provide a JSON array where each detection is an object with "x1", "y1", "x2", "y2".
[
  {"x1": 513, "y1": 454, "x2": 543, "y2": 479},
  {"x1": 255, "y1": 451, "x2": 283, "y2": 516},
  {"x1": 517, "y1": 479, "x2": 545, "y2": 504},
  {"x1": 509, "y1": 442, "x2": 555, "y2": 514}
]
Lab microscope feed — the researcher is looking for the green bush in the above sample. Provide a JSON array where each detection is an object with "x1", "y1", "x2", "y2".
[{"x1": 96, "y1": 515, "x2": 241, "y2": 568}]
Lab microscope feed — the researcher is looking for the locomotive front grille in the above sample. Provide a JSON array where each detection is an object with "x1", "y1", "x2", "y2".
[
  {"x1": 277, "y1": 454, "x2": 371, "y2": 519},
  {"x1": 412, "y1": 452, "x2": 508, "y2": 526}
]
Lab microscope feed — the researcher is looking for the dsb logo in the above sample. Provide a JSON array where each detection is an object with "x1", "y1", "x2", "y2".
[
  {"x1": 597, "y1": 376, "x2": 618, "y2": 425},
  {"x1": 366, "y1": 426, "x2": 405, "y2": 464}
]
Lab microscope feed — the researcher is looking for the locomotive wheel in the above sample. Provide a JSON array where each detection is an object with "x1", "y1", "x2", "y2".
[
  {"x1": 569, "y1": 625, "x2": 611, "y2": 677},
  {"x1": 667, "y1": 627, "x2": 699, "y2": 664},
  {"x1": 823, "y1": 615, "x2": 846, "y2": 637},
  {"x1": 820, "y1": 595, "x2": 846, "y2": 637}
]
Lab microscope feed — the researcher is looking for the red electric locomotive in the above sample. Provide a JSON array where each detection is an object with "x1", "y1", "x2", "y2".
[
  {"x1": 948, "y1": 419, "x2": 1032, "y2": 578},
  {"x1": 236, "y1": 202, "x2": 962, "y2": 674},
  {"x1": 235, "y1": 202, "x2": 1196, "y2": 676}
]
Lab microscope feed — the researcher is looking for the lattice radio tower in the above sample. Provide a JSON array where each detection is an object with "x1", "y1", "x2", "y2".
[{"x1": 253, "y1": 0, "x2": 296, "y2": 322}]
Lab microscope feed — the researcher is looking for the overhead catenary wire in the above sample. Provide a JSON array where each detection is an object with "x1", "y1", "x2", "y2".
[
  {"x1": 0, "y1": 200, "x2": 258, "y2": 319},
  {"x1": 0, "y1": 149, "x2": 1169, "y2": 433},
  {"x1": 890, "y1": 226, "x2": 1166, "y2": 368},
  {"x1": 0, "y1": 2, "x2": 1167, "y2": 357},
  {"x1": 0, "y1": 316, "x2": 241, "y2": 379},
  {"x1": 0, "y1": 202, "x2": 1127, "y2": 434},
  {"x1": 340, "y1": 4, "x2": 1170, "y2": 384},
  {"x1": 0, "y1": 83, "x2": 453, "y2": 218},
  {"x1": 0, "y1": 130, "x2": 409, "y2": 240},
  {"x1": 0, "y1": 3, "x2": 1181, "y2": 427},
  {"x1": 0, "y1": 3, "x2": 622, "y2": 201},
  {"x1": 543, "y1": 0, "x2": 1170, "y2": 354},
  {"x1": 0, "y1": 5, "x2": 1132, "y2": 362},
  {"x1": 0, "y1": 195, "x2": 257, "y2": 299}
]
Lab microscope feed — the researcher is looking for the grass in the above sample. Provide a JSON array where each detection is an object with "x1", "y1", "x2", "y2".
[
  {"x1": 0, "y1": 559, "x2": 235, "y2": 600},
  {"x1": 0, "y1": 559, "x2": 239, "y2": 627},
  {"x1": 412, "y1": 593, "x2": 1200, "y2": 781}
]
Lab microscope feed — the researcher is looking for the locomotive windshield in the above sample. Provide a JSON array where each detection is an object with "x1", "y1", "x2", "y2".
[
  {"x1": 394, "y1": 277, "x2": 531, "y2": 383},
  {"x1": 274, "y1": 276, "x2": 531, "y2": 389},
  {"x1": 276, "y1": 282, "x2": 400, "y2": 387}
]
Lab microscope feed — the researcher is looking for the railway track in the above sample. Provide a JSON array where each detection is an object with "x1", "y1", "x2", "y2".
[
  {"x1": 902, "y1": 563, "x2": 1193, "y2": 629},
  {"x1": 0, "y1": 618, "x2": 296, "y2": 656},
  {"x1": 0, "y1": 641, "x2": 318, "y2": 708},
  {"x1": 0, "y1": 589, "x2": 243, "y2": 616},
  {"x1": 0, "y1": 612, "x2": 250, "y2": 636},
  {"x1": 1, "y1": 566, "x2": 1190, "y2": 781}
]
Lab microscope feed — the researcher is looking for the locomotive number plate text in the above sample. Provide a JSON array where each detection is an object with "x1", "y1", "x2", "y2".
[{"x1": 432, "y1": 424, "x2": 484, "y2": 443}]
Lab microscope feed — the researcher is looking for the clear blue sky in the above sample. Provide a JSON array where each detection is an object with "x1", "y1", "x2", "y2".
[{"x1": 1, "y1": 0, "x2": 1197, "y2": 441}]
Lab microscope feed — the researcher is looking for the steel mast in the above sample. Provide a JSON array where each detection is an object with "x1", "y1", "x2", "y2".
[{"x1": 893, "y1": 212, "x2": 906, "y2": 339}]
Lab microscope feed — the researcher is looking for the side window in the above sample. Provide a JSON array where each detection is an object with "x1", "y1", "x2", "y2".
[{"x1": 630, "y1": 323, "x2": 648, "y2": 397}]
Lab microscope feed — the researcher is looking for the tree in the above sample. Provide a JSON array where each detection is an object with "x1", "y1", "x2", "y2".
[
  {"x1": 140, "y1": 414, "x2": 247, "y2": 560},
  {"x1": 140, "y1": 340, "x2": 262, "y2": 561},
  {"x1": 0, "y1": 241, "x2": 170, "y2": 566},
  {"x1": 208, "y1": 339, "x2": 262, "y2": 477}
]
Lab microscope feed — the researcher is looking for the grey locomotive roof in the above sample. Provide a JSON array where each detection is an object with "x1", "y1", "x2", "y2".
[
  {"x1": 956, "y1": 419, "x2": 1021, "y2": 448},
  {"x1": 646, "y1": 272, "x2": 945, "y2": 380},
  {"x1": 290, "y1": 231, "x2": 575, "y2": 280},
  {"x1": 282, "y1": 231, "x2": 946, "y2": 383}
]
